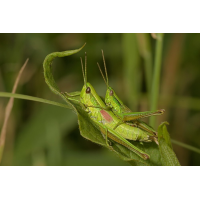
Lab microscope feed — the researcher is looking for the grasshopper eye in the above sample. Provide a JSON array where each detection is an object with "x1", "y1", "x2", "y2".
[
  {"x1": 86, "y1": 87, "x2": 91, "y2": 93},
  {"x1": 109, "y1": 90, "x2": 113, "y2": 96}
]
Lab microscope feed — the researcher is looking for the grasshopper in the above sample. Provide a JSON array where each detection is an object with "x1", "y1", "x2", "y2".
[
  {"x1": 64, "y1": 53, "x2": 157, "y2": 160},
  {"x1": 97, "y1": 50, "x2": 165, "y2": 142}
]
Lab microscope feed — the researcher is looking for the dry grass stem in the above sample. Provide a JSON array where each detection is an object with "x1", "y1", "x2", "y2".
[
  {"x1": 0, "y1": 58, "x2": 29, "y2": 163},
  {"x1": 151, "y1": 33, "x2": 157, "y2": 39}
]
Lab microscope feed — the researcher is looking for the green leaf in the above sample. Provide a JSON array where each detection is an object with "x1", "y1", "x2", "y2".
[
  {"x1": 43, "y1": 44, "x2": 162, "y2": 166},
  {"x1": 158, "y1": 122, "x2": 181, "y2": 166}
]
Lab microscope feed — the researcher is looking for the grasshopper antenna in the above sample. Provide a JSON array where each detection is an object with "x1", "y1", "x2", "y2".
[
  {"x1": 97, "y1": 62, "x2": 108, "y2": 88},
  {"x1": 101, "y1": 49, "x2": 109, "y2": 86},
  {"x1": 85, "y1": 52, "x2": 87, "y2": 83},
  {"x1": 80, "y1": 57, "x2": 86, "y2": 86}
]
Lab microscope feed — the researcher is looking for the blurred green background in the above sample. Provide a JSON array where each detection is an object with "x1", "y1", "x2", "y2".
[{"x1": 0, "y1": 33, "x2": 200, "y2": 166}]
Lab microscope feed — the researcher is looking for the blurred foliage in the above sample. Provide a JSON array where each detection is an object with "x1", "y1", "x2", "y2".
[{"x1": 0, "y1": 33, "x2": 200, "y2": 165}]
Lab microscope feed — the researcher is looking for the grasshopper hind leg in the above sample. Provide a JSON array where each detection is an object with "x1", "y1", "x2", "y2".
[
  {"x1": 126, "y1": 121, "x2": 159, "y2": 145},
  {"x1": 136, "y1": 121, "x2": 159, "y2": 145},
  {"x1": 136, "y1": 120, "x2": 157, "y2": 136}
]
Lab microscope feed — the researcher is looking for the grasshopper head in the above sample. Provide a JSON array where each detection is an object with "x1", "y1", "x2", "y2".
[
  {"x1": 105, "y1": 86, "x2": 119, "y2": 105},
  {"x1": 105, "y1": 86, "x2": 115, "y2": 107},
  {"x1": 105, "y1": 86, "x2": 125, "y2": 113},
  {"x1": 80, "y1": 52, "x2": 105, "y2": 107},
  {"x1": 80, "y1": 82, "x2": 99, "y2": 106},
  {"x1": 80, "y1": 53, "x2": 95, "y2": 106}
]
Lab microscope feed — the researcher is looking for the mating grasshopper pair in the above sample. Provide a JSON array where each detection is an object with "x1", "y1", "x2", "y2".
[{"x1": 63, "y1": 50, "x2": 164, "y2": 160}]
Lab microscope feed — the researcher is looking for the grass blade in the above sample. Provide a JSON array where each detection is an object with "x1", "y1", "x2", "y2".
[
  {"x1": 0, "y1": 92, "x2": 73, "y2": 110},
  {"x1": 171, "y1": 139, "x2": 200, "y2": 155},
  {"x1": 136, "y1": 33, "x2": 153, "y2": 100},
  {"x1": 150, "y1": 33, "x2": 164, "y2": 127}
]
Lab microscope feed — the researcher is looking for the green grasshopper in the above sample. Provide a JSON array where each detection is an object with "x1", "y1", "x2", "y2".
[
  {"x1": 97, "y1": 50, "x2": 165, "y2": 142},
  {"x1": 63, "y1": 53, "x2": 158, "y2": 160}
]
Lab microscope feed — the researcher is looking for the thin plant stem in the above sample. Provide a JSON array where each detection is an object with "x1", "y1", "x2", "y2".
[
  {"x1": 150, "y1": 33, "x2": 164, "y2": 127},
  {"x1": 171, "y1": 139, "x2": 200, "y2": 155}
]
